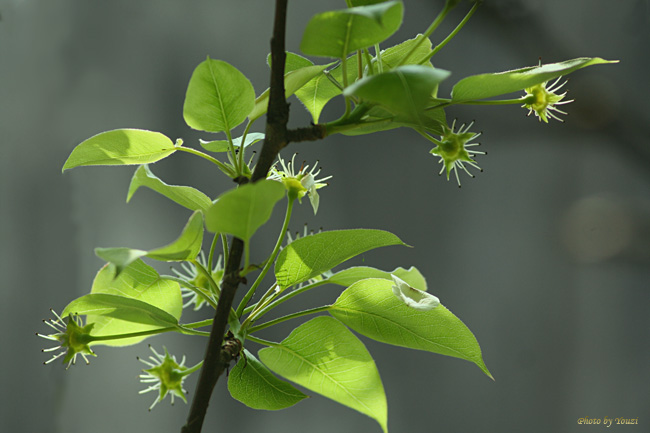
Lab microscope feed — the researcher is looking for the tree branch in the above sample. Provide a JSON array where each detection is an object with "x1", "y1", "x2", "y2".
[{"x1": 180, "y1": 1, "x2": 289, "y2": 432}]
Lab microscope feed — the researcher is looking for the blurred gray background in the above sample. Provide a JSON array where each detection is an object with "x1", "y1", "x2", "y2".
[{"x1": 2, "y1": 0, "x2": 648, "y2": 432}]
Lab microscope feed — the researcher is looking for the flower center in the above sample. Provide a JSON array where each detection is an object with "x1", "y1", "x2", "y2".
[
  {"x1": 529, "y1": 84, "x2": 549, "y2": 111},
  {"x1": 440, "y1": 136, "x2": 462, "y2": 159}
]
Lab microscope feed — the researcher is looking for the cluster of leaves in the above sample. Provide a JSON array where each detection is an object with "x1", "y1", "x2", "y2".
[{"x1": 40, "y1": 0, "x2": 615, "y2": 431}]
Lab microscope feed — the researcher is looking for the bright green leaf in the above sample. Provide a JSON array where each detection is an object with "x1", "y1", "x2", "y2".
[
  {"x1": 199, "y1": 132, "x2": 265, "y2": 153},
  {"x1": 282, "y1": 52, "x2": 315, "y2": 72},
  {"x1": 249, "y1": 64, "x2": 333, "y2": 121},
  {"x1": 62, "y1": 293, "x2": 179, "y2": 329},
  {"x1": 147, "y1": 210, "x2": 204, "y2": 261},
  {"x1": 127, "y1": 164, "x2": 212, "y2": 212},
  {"x1": 183, "y1": 58, "x2": 255, "y2": 132},
  {"x1": 378, "y1": 34, "x2": 434, "y2": 70},
  {"x1": 294, "y1": 50, "x2": 366, "y2": 123},
  {"x1": 301, "y1": 1, "x2": 403, "y2": 58},
  {"x1": 94, "y1": 247, "x2": 147, "y2": 276},
  {"x1": 205, "y1": 180, "x2": 286, "y2": 241},
  {"x1": 62, "y1": 129, "x2": 176, "y2": 172},
  {"x1": 328, "y1": 265, "x2": 427, "y2": 291},
  {"x1": 344, "y1": 65, "x2": 450, "y2": 122},
  {"x1": 294, "y1": 35, "x2": 435, "y2": 124},
  {"x1": 349, "y1": 0, "x2": 388, "y2": 5},
  {"x1": 294, "y1": 69, "x2": 343, "y2": 123},
  {"x1": 258, "y1": 317, "x2": 387, "y2": 432},
  {"x1": 75, "y1": 260, "x2": 182, "y2": 346},
  {"x1": 275, "y1": 229, "x2": 407, "y2": 289},
  {"x1": 94, "y1": 211, "x2": 204, "y2": 276},
  {"x1": 339, "y1": 105, "x2": 446, "y2": 137},
  {"x1": 451, "y1": 57, "x2": 618, "y2": 102},
  {"x1": 228, "y1": 349, "x2": 308, "y2": 410},
  {"x1": 330, "y1": 278, "x2": 493, "y2": 379}
]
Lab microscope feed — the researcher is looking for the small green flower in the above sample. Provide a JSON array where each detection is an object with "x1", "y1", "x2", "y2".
[
  {"x1": 138, "y1": 346, "x2": 198, "y2": 411},
  {"x1": 521, "y1": 76, "x2": 573, "y2": 123},
  {"x1": 269, "y1": 154, "x2": 332, "y2": 214},
  {"x1": 172, "y1": 251, "x2": 223, "y2": 311},
  {"x1": 429, "y1": 119, "x2": 485, "y2": 187},
  {"x1": 38, "y1": 310, "x2": 96, "y2": 369}
]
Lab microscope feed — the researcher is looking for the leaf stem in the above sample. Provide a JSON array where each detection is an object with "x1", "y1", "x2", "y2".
[
  {"x1": 356, "y1": 50, "x2": 363, "y2": 80},
  {"x1": 182, "y1": 361, "x2": 205, "y2": 376},
  {"x1": 251, "y1": 279, "x2": 329, "y2": 321},
  {"x1": 341, "y1": 54, "x2": 352, "y2": 118},
  {"x1": 237, "y1": 120, "x2": 254, "y2": 173},
  {"x1": 160, "y1": 275, "x2": 218, "y2": 310},
  {"x1": 90, "y1": 327, "x2": 179, "y2": 342},
  {"x1": 374, "y1": 43, "x2": 383, "y2": 73},
  {"x1": 225, "y1": 128, "x2": 237, "y2": 174},
  {"x1": 207, "y1": 232, "x2": 220, "y2": 274},
  {"x1": 221, "y1": 234, "x2": 229, "y2": 265},
  {"x1": 236, "y1": 197, "x2": 295, "y2": 317},
  {"x1": 419, "y1": 1, "x2": 480, "y2": 63},
  {"x1": 174, "y1": 146, "x2": 234, "y2": 176},
  {"x1": 396, "y1": 1, "x2": 453, "y2": 67},
  {"x1": 246, "y1": 335, "x2": 280, "y2": 347},
  {"x1": 364, "y1": 48, "x2": 375, "y2": 75},
  {"x1": 247, "y1": 305, "x2": 331, "y2": 334},
  {"x1": 182, "y1": 319, "x2": 214, "y2": 329}
]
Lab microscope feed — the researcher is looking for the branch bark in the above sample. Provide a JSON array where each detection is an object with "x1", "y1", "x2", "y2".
[{"x1": 180, "y1": 0, "x2": 289, "y2": 432}]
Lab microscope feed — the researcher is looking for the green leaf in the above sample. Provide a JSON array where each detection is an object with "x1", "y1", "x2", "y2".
[
  {"x1": 330, "y1": 278, "x2": 493, "y2": 379},
  {"x1": 228, "y1": 349, "x2": 308, "y2": 410},
  {"x1": 294, "y1": 69, "x2": 342, "y2": 123},
  {"x1": 301, "y1": 1, "x2": 403, "y2": 58},
  {"x1": 94, "y1": 247, "x2": 148, "y2": 276},
  {"x1": 378, "y1": 34, "x2": 434, "y2": 70},
  {"x1": 205, "y1": 180, "x2": 286, "y2": 241},
  {"x1": 339, "y1": 104, "x2": 446, "y2": 137},
  {"x1": 183, "y1": 57, "x2": 255, "y2": 132},
  {"x1": 344, "y1": 65, "x2": 450, "y2": 122},
  {"x1": 329, "y1": 265, "x2": 427, "y2": 291},
  {"x1": 451, "y1": 57, "x2": 618, "y2": 102},
  {"x1": 282, "y1": 52, "x2": 315, "y2": 72},
  {"x1": 199, "y1": 132, "x2": 265, "y2": 153},
  {"x1": 62, "y1": 293, "x2": 179, "y2": 329},
  {"x1": 349, "y1": 0, "x2": 388, "y2": 5},
  {"x1": 275, "y1": 229, "x2": 407, "y2": 289},
  {"x1": 94, "y1": 211, "x2": 204, "y2": 275},
  {"x1": 62, "y1": 129, "x2": 176, "y2": 172},
  {"x1": 258, "y1": 317, "x2": 387, "y2": 432},
  {"x1": 294, "y1": 35, "x2": 435, "y2": 124},
  {"x1": 72, "y1": 260, "x2": 182, "y2": 346},
  {"x1": 127, "y1": 164, "x2": 212, "y2": 212},
  {"x1": 146, "y1": 210, "x2": 204, "y2": 261},
  {"x1": 249, "y1": 64, "x2": 334, "y2": 122}
]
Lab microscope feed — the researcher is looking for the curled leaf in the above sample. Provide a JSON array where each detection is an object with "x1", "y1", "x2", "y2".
[{"x1": 391, "y1": 274, "x2": 439, "y2": 311}]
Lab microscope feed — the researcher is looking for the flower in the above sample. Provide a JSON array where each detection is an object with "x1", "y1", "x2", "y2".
[
  {"x1": 391, "y1": 275, "x2": 440, "y2": 311},
  {"x1": 37, "y1": 310, "x2": 96, "y2": 368},
  {"x1": 138, "y1": 346, "x2": 197, "y2": 411},
  {"x1": 268, "y1": 154, "x2": 332, "y2": 214},
  {"x1": 172, "y1": 251, "x2": 223, "y2": 310},
  {"x1": 521, "y1": 76, "x2": 574, "y2": 123},
  {"x1": 429, "y1": 119, "x2": 485, "y2": 187}
]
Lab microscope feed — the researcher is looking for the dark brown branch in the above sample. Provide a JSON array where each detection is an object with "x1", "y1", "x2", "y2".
[
  {"x1": 252, "y1": 0, "x2": 289, "y2": 183},
  {"x1": 287, "y1": 124, "x2": 327, "y2": 143},
  {"x1": 180, "y1": 1, "x2": 289, "y2": 432}
]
